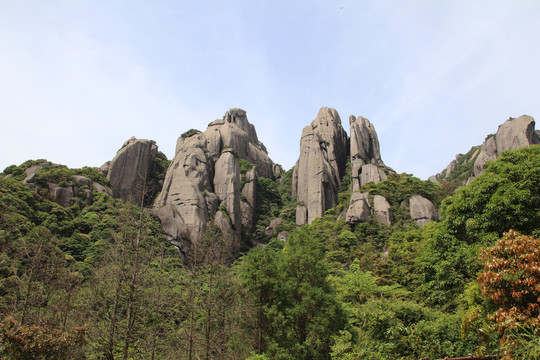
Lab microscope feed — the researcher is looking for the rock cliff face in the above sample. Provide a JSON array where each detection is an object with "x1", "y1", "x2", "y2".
[
  {"x1": 292, "y1": 107, "x2": 349, "y2": 225},
  {"x1": 474, "y1": 115, "x2": 540, "y2": 176},
  {"x1": 107, "y1": 137, "x2": 158, "y2": 204},
  {"x1": 433, "y1": 115, "x2": 539, "y2": 184},
  {"x1": 152, "y1": 108, "x2": 271, "y2": 254},
  {"x1": 349, "y1": 115, "x2": 391, "y2": 191}
]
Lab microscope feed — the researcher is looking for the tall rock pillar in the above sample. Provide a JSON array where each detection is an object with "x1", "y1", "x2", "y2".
[{"x1": 292, "y1": 107, "x2": 349, "y2": 225}]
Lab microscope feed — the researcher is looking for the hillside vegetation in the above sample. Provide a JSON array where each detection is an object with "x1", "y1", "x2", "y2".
[{"x1": 1, "y1": 145, "x2": 539, "y2": 359}]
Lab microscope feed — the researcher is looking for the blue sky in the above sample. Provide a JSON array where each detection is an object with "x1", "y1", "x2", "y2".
[{"x1": 1, "y1": 0, "x2": 539, "y2": 179}]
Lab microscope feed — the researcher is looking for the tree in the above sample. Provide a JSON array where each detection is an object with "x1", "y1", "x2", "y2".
[
  {"x1": 241, "y1": 229, "x2": 347, "y2": 360},
  {"x1": 478, "y1": 230, "x2": 540, "y2": 359},
  {"x1": 417, "y1": 146, "x2": 540, "y2": 308},
  {"x1": 0, "y1": 316, "x2": 86, "y2": 360}
]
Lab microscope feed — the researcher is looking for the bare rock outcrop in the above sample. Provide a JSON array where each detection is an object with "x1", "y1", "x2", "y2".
[
  {"x1": 153, "y1": 133, "x2": 215, "y2": 254},
  {"x1": 241, "y1": 168, "x2": 257, "y2": 230},
  {"x1": 434, "y1": 115, "x2": 539, "y2": 184},
  {"x1": 293, "y1": 107, "x2": 349, "y2": 225},
  {"x1": 107, "y1": 137, "x2": 158, "y2": 204},
  {"x1": 473, "y1": 136, "x2": 497, "y2": 176},
  {"x1": 409, "y1": 195, "x2": 438, "y2": 228},
  {"x1": 214, "y1": 150, "x2": 241, "y2": 236},
  {"x1": 373, "y1": 195, "x2": 392, "y2": 226},
  {"x1": 350, "y1": 115, "x2": 392, "y2": 190},
  {"x1": 204, "y1": 109, "x2": 273, "y2": 178},
  {"x1": 345, "y1": 192, "x2": 371, "y2": 224},
  {"x1": 474, "y1": 116, "x2": 539, "y2": 176},
  {"x1": 19, "y1": 161, "x2": 112, "y2": 207},
  {"x1": 360, "y1": 164, "x2": 387, "y2": 187},
  {"x1": 153, "y1": 108, "x2": 271, "y2": 254}
]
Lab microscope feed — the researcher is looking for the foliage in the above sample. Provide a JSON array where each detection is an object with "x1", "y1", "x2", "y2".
[
  {"x1": 478, "y1": 230, "x2": 540, "y2": 359},
  {"x1": 144, "y1": 150, "x2": 170, "y2": 206},
  {"x1": 240, "y1": 229, "x2": 347, "y2": 359},
  {"x1": 254, "y1": 173, "x2": 296, "y2": 242},
  {"x1": 438, "y1": 145, "x2": 481, "y2": 186},
  {"x1": 181, "y1": 128, "x2": 201, "y2": 139},
  {"x1": 417, "y1": 146, "x2": 540, "y2": 308},
  {"x1": 0, "y1": 316, "x2": 86, "y2": 360},
  {"x1": 361, "y1": 172, "x2": 444, "y2": 208}
]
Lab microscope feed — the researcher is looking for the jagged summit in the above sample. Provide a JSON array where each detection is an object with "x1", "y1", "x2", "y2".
[
  {"x1": 292, "y1": 107, "x2": 349, "y2": 225},
  {"x1": 152, "y1": 108, "x2": 273, "y2": 256},
  {"x1": 432, "y1": 115, "x2": 540, "y2": 185}
]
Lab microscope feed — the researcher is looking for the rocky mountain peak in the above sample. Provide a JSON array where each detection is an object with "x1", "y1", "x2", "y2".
[
  {"x1": 292, "y1": 107, "x2": 349, "y2": 225},
  {"x1": 433, "y1": 115, "x2": 539, "y2": 184},
  {"x1": 151, "y1": 109, "x2": 275, "y2": 256}
]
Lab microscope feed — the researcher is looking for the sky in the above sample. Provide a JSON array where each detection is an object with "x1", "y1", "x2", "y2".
[{"x1": 1, "y1": 0, "x2": 539, "y2": 180}]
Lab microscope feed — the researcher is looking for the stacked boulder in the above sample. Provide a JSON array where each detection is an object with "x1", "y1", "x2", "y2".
[{"x1": 152, "y1": 108, "x2": 273, "y2": 254}]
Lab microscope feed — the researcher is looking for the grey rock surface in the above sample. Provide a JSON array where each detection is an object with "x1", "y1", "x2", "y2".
[
  {"x1": 346, "y1": 192, "x2": 371, "y2": 224},
  {"x1": 409, "y1": 195, "x2": 438, "y2": 228},
  {"x1": 204, "y1": 109, "x2": 273, "y2": 178},
  {"x1": 107, "y1": 137, "x2": 157, "y2": 204},
  {"x1": 153, "y1": 108, "x2": 272, "y2": 253},
  {"x1": 474, "y1": 136, "x2": 497, "y2": 176},
  {"x1": 241, "y1": 168, "x2": 257, "y2": 230},
  {"x1": 265, "y1": 217, "x2": 283, "y2": 239},
  {"x1": 435, "y1": 115, "x2": 538, "y2": 183},
  {"x1": 292, "y1": 107, "x2": 349, "y2": 224},
  {"x1": 373, "y1": 195, "x2": 392, "y2": 226},
  {"x1": 349, "y1": 115, "x2": 388, "y2": 191},
  {"x1": 214, "y1": 150, "x2": 241, "y2": 234},
  {"x1": 360, "y1": 164, "x2": 387, "y2": 187},
  {"x1": 153, "y1": 133, "x2": 216, "y2": 250}
]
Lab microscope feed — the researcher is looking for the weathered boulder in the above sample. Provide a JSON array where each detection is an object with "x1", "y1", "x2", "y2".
[
  {"x1": 346, "y1": 192, "x2": 371, "y2": 224},
  {"x1": 277, "y1": 231, "x2": 289, "y2": 242},
  {"x1": 474, "y1": 116, "x2": 539, "y2": 176},
  {"x1": 214, "y1": 210, "x2": 234, "y2": 238},
  {"x1": 22, "y1": 162, "x2": 62, "y2": 184},
  {"x1": 107, "y1": 137, "x2": 158, "y2": 204},
  {"x1": 360, "y1": 164, "x2": 387, "y2": 187},
  {"x1": 296, "y1": 204, "x2": 308, "y2": 226},
  {"x1": 409, "y1": 195, "x2": 438, "y2": 228},
  {"x1": 265, "y1": 217, "x2": 283, "y2": 239},
  {"x1": 496, "y1": 115, "x2": 539, "y2": 153},
  {"x1": 293, "y1": 107, "x2": 349, "y2": 225},
  {"x1": 373, "y1": 195, "x2": 392, "y2": 226}
]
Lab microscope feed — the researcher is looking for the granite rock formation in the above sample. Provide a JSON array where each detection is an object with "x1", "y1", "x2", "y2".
[
  {"x1": 293, "y1": 107, "x2": 349, "y2": 225},
  {"x1": 153, "y1": 108, "x2": 272, "y2": 254},
  {"x1": 20, "y1": 162, "x2": 112, "y2": 207},
  {"x1": 433, "y1": 115, "x2": 539, "y2": 184},
  {"x1": 349, "y1": 115, "x2": 392, "y2": 190},
  {"x1": 345, "y1": 192, "x2": 371, "y2": 224},
  {"x1": 107, "y1": 137, "x2": 158, "y2": 204},
  {"x1": 408, "y1": 195, "x2": 438, "y2": 228},
  {"x1": 373, "y1": 195, "x2": 392, "y2": 226}
]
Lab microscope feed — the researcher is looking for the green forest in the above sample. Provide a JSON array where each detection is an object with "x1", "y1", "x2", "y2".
[{"x1": 1, "y1": 146, "x2": 539, "y2": 360}]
